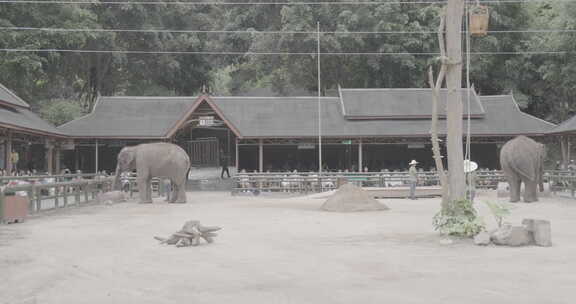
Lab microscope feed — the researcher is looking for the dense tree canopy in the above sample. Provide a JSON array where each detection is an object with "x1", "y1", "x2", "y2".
[{"x1": 0, "y1": 1, "x2": 574, "y2": 125}]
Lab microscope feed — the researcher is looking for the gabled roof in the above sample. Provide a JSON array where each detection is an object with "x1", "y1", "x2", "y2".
[
  {"x1": 210, "y1": 94, "x2": 554, "y2": 138},
  {"x1": 0, "y1": 83, "x2": 62, "y2": 136},
  {"x1": 548, "y1": 114, "x2": 576, "y2": 135},
  {"x1": 58, "y1": 90, "x2": 556, "y2": 139},
  {"x1": 58, "y1": 96, "x2": 198, "y2": 138},
  {"x1": 0, "y1": 83, "x2": 30, "y2": 108},
  {"x1": 339, "y1": 88, "x2": 484, "y2": 119},
  {"x1": 0, "y1": 104, "x2": 63, "y2": 136}
]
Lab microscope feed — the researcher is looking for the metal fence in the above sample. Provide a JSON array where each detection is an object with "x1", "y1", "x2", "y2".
[{"x1": 231, "y1": 170, "x2": 506, "y2": 194}]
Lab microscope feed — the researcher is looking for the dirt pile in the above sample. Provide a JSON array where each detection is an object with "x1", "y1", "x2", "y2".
[{"x1": 321, "y1": 183, "x2": 389, "y2": 212}]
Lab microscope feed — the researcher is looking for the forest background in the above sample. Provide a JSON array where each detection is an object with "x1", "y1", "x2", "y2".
[{"x1": 0, "y1": 0, "x2": 575, "y2": 126}]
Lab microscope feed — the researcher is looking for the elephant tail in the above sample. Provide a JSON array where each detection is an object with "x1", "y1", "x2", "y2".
[{"x1": 186, "y1": 167, "x2": 191, "y2": 181}]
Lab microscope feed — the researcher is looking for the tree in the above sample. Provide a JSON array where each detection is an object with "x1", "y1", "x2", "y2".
[{"x1": 444, "y1": 0, "x2": 466, "y2": 202}]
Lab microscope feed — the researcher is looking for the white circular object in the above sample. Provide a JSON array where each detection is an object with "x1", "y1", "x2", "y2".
[{"x1": 464, "y1": 160, "x2": 478, "y2": 173}]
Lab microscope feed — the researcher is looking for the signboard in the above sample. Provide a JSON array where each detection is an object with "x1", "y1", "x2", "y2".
[
  {"x1": 407, "y1": 143, "x2": 425, "y2": 149},
  {"x1": 199, "y1": 116, "x2": 214, "y2": 126},
  {"x1": 297, "y1": 143, "x2": 315, "y2": 150},
  {"x1": 341, "y1": 140, "x2": 352, "y2": 145},
  {"x1": 61, "y1": 142, "x2": 75, "y2": 150}
]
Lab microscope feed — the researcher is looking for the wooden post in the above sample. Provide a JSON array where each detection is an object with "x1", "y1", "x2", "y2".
[
  {"x1": 358, "y1": 139, "x2": 363, "y2": 172},
  {"x1": 74, "y1": 146, "x2": 79, "y2": 172},
  {"x1": 46, "y1": 141, "x2": 54, "y2": 174},
  {"x1": 63, "y1": 185, "x2": 68, "y2": 207},
  {"x1": 36, "y1": 187, "x2": 42, "y2": 212},
  {"x1": 95, "y1": 139, "x2": 99, "y2": 174},
  {"x1": 6, "y1": 131, "x2": 12, "y2": 175},
  {"x1": 235, "y1": 138, "x2": 239, "y2": 170},
  {"x1": 54, "y1": 186, "x2": 59, "y2": 208},
  {"x1": 258, "y1": 139, "x2": 263, "y2": 173},
  {"x1": 54, "y1": 147, "x2": 61, "y2": 175}
]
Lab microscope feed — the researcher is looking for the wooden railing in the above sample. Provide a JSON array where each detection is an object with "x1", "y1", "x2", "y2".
[
  {"x1": 2, "y1": 176, "x2": 114, "y2": 213},
  {"x1": 231, "y1": 170, "x2": 506, "y2": 194}
]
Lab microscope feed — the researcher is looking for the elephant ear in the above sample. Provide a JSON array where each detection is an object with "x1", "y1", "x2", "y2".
[{"x1": 119, "y1": 147, "x2": 137, "y2": 169}]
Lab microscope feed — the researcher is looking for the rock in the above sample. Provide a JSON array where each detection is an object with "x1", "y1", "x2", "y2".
[
  {"x1": 320, "y1": 183, "x2": 389, "y2": 212},
  {"x1": 491, "y1": 224, "x2": 533, "y2": 246},
  {"x1": 474, "y1": 231, "x2": 491, "y2": 246},
  {"x1": 97, "y1": 191, "x2": 126, "y2": 204},
  {"x1": 522, "y1": 219, "x2": 552, "y2": 247},
  {"x1": 439, "y1": 238, "x2": 453, "y2": 245}
]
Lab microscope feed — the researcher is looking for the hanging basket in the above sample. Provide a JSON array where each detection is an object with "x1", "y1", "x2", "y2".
[{"x1": 469, "y1": 5, "x2": 489, "y2": 36}]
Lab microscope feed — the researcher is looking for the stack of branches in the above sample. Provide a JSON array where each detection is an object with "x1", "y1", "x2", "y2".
[{"x1": 154, "y1": 220, "x2": 222, "y2": 247}]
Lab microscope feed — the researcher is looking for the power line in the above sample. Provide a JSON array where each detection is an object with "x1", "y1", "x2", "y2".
[
  {"x1": 0, "y1": 0, "x2": 570, "y2": 5},
  {"x1": 0, "y1": 48, "x2": 572, "y2": 55},
  {"x1": 2, "y1": 26, "x2": 576, "y2": 35}
]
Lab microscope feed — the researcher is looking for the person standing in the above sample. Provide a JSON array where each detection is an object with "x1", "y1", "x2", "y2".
[
  {"x1": 10, "y1": 149, "x2": 19, "y2": 173},
  {"x1": 408, "y1": 160, "x2": 419, "y2": 200},
  {"x1": 220, "y1": 150, "x2": 230, "y2": 179}
]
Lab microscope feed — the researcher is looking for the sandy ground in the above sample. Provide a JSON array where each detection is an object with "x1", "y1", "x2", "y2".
[{"x1": 1, "y1": 190, "x2": 575, "y2": 304}]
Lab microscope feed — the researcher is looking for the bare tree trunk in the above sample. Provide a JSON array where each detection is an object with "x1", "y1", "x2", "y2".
[
  {"x1": 445, "y1": 0, "x2": 466, "y2": 202},
  {"x1": 428, "y1": 14, "x2": 450, "y2": 209}
]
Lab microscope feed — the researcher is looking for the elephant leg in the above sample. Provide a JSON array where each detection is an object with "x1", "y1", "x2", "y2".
[
  {"x1": 146, "y1": 177, "x2": 153, "y2": 203},
  {"x1": 137, "y1": 176, "x2": 152, "y2": 204},
  {"x1": 523, "y1": 179, "x2": 538, "y2": 203},
  {"x1": 508, "y1": 174, "x2": 521, "y2": 203},
  {"x1": 170, "y1": 176, "x2": 187, "y2": 204}
]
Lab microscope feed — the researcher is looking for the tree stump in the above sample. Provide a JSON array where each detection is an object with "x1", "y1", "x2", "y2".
[{"x1": 522, "y1": 218, "x2": 552, "y2": 247}]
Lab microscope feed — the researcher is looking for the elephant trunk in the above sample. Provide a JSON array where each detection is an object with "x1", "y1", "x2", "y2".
[{"x1": 113, "y1": 166, "x2": 122, "y2": 191}]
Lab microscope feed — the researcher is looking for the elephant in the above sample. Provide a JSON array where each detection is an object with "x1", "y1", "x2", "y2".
[
  {"x1": 114, "y1": 142, "x2": 191, "y2": 204},
  {"x1": 499, "y1": 136, "x2": 545, "y2": 203}
]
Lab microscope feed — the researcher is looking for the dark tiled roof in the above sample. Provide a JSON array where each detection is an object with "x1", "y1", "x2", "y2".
[
  {"x1": 549, "y1": 115, "x2": 576, "y2": 134},
  {"x1": 58, "y1": 90, "x2": 555, "y2": 138},
  {"x1": 0, "y1": 104, "x2": 62, "y2": 135},
  {"x1": 0, "y1": 83, "x2": 30, "y2": 108},
  {"x1": 211, "y1": 94, "x2": 554, "y2": 138},
  {"x1": 339, "y1": 88, "x2": 484, "y2": 119},
  {"x1": 58, "y1": 96, "x2": 196, "y2": 138}
]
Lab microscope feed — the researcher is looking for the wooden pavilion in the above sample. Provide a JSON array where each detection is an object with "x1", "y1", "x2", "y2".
[
  {"x1": 57, "y1": 87, "x2": 555, "y2": 173},
  {"x1": 0, "y1": 84, "x2": 65, "y2": 175}
]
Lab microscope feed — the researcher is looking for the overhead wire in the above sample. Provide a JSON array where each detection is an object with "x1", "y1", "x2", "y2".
[
  {"x1": 2, "y1": 26, "x2": 576, "y2": 35},
  {"x1": 0, "y1": 0, "x2": 572, "y2": 5},
  {"x1": 0, "y1": 48, "x2": 572, "y2": 55}
]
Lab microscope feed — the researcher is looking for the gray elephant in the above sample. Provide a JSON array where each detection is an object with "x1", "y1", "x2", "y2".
[
  {"x1": 114, "y1": 142, "x2": 191, "y2": 204},
  {"x1": 499, "y1": 136, "x2": 545, "y2": 203}
]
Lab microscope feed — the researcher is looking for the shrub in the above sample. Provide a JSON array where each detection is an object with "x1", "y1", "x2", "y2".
[{"x1": 432, "y1": 199, "x2": 485, "y2": 237}]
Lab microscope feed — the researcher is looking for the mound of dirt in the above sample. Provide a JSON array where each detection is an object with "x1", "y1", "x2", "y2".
[{"x1": 320, "y1": 183, "x2": 389, "y2": 212}]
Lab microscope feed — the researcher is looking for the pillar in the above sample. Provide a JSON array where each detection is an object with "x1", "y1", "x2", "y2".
[
  {"x1": 358, "y1": 139, "x2": 363, "y2": 172},
  {"x1": 6, "y1": 131, "x2": 12, "y2": 175},
  {"x1": 258, "y1": 139, "x2": 263, "y2": 172},
  {"x1": 46, "y1": 141, "x2": 54, "y2": 174},
  {"x1": 74, "y1": 146, "x2": 79, "y2": 171},
  {"x1": 235, "y1": 138, "x2": 239, "y2": 170},
  {"x1": 54, "y1": 146, "x2": 61, "y2": 174},
  {"x1": 95, "y1": 139, "x2": 99, "y2": 173}
]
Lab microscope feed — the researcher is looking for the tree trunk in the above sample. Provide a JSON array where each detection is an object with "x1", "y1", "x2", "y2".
[{"x1": 445, "y1": 0, "x2": 466, "y2": 202}]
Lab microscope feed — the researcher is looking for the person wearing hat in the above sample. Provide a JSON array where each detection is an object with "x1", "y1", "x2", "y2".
[{"x1": 408, "y1": 160, "x2": 419, "y2": 200}]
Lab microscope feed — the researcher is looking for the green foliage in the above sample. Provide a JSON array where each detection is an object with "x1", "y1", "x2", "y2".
[
  {"x1": 432, "y1": 199, "x2": 485, "y2": 237},
  {"x1": 0, "y1": 1, "x2": 572, "y2": 125},
  {"x1": 39, "y1": 99, "x2": 84, "y2": 126},
  {"x1": 484, "y1": 200, "x2": 515, "y2": 228}
]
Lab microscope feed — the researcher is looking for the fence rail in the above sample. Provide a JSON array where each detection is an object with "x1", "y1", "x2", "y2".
[
  {"x1": 232, "y1": 170, "x2": 507, "y2": 194},
  {"x1": 1, "y1": 176, "x2": 114, "y2": 214}
]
